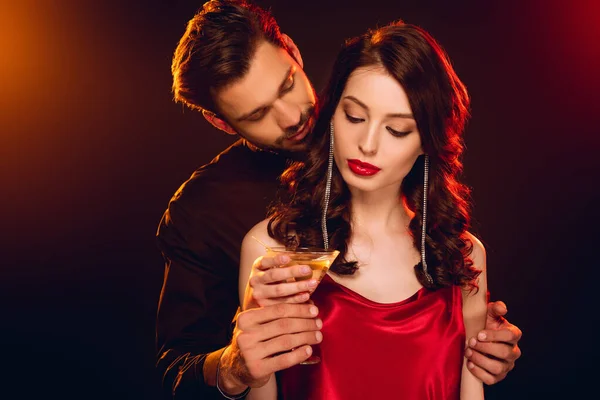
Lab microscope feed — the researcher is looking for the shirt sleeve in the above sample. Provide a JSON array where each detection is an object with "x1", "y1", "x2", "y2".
[{"x1": 155, "y1": 195, "x2": 241, "y2": 399}]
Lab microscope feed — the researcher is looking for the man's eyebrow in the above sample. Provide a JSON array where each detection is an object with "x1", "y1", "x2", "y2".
[
  {"x1": 236, "y1": 66, "x2": 295, "y2": 122},
  {"x1": 343, "y1": 95, "x2": 414, "y2": 119}
]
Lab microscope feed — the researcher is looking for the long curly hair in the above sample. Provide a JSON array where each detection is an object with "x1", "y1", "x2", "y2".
[{"x1": 268, "y1": 22, "x2": 480, "y2": 290}]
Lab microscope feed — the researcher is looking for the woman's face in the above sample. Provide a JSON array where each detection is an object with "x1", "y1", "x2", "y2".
[{"x1": 332, "y1": 66, "x2": 423, "y2": 195}]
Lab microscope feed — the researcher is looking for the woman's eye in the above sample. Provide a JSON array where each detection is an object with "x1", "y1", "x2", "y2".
[
  {"x1": 345, "y1": 112, "x2": 364, "y2": 123},
  {"x1": 387, "y1": 126, "x2": 411, "y2": 137}
]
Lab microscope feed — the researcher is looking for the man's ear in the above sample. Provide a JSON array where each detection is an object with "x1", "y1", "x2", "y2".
[
  {"x1": 202, "y1": 109, "x2": 237, "y2": 136},
  {"x1": 281, "y1": 33, "x2": 303, "y2": 68}
]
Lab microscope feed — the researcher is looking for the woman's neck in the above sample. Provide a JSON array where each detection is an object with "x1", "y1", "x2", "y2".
[{"x1": 349, "y1": 185, "x2": 413, "y2": 236}]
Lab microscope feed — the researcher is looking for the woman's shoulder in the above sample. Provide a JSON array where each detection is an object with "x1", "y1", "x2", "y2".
[
  {"x1": 240, "y1": 219, "x2": 282, "y2": 279},
  {"x1": 460, "y1": 231, "x2": 488, "y2": 299},
  {"x1": 463, "y1": 231, "x2": 486, "y2": 267},
  {"x1": 242, "y1": 218, "x2": 282, "y2": 251}
]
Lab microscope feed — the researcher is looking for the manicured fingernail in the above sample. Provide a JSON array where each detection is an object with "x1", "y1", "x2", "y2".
[
  {"x1": 467, "y1": 361, "x2": 474, "y2": 369},
  {"x1": 310, "y1": 306, "x2": 318, "y2": 315},
  {"x1": 308, "y1": 279, "x2": 318, "y2": 287},
  {"x1": 316, "y1": 318, "x2": 323, "y2": 329},
  {"x1": 315, "y1": 331, "x2": 323, "y2": 342},
  {"x1": 469, "y1": 338, "x2": 477, "y2": 347},
  {"x1": 300, "y1": 293, "x2": 309, "y2": 301},
  {"x1": 465, "y1": 348, "x2": 473, "y2": 357},
  {"x1": 478, "y1": 332, "x2": 487, "y2": 341},
  {"x1": 301, "y1": 266, "x2": 311, "y2": 274},
  {"x1": 306, "y1": 346, "x2": 313, "y2": 355}
]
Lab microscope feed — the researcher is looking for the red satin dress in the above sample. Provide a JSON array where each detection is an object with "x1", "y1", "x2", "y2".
[{"x1": 278, "y1": 274, "x2": 465, "y2": 400}]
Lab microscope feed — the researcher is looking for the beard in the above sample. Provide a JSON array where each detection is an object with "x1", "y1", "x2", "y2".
[
  {"x1": 243, "y1": 139, "x2": 307, "y2": 161},
  {"x1": 244, "y1": 105, "x2": 316, "y2": 160}
]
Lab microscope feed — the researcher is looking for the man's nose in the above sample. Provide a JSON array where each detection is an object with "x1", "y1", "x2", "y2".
[{"x1": 273, "y1": 99, "x2": 302, "y2": 130}]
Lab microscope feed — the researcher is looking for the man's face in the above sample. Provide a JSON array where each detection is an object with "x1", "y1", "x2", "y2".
[{"x1": 214, "y1": 40, "x2": 317, "y2": 152}]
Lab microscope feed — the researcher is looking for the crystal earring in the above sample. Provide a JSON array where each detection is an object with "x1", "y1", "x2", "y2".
[
  {"x1": 420, "y1": 155, "x2": 434, "y2": 285},
  {"x1": 321, "y1": 122, "x2": 334, "y2": 250}
]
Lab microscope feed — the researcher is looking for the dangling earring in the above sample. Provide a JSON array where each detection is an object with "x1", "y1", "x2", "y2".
[
  {"x1": 420, "y1": 155, "x2": 434, "y2": 286},
  {"x1": 321, "y1": 122, "x2": 334, "y2": 250}
]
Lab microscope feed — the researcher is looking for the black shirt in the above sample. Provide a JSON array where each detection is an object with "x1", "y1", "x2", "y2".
[{"x1": 156, "y1": 139, "x2": 288, "y2": 399}]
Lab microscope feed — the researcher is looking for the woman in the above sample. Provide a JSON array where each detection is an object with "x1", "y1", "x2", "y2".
[{"x1": 239, "y1": 21, "x2": 487, "y2": 399}]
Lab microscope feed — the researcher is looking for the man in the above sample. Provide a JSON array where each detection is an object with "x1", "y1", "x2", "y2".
[{"x1": 156, "y1": 1, "x2": 522, "y2": 398}]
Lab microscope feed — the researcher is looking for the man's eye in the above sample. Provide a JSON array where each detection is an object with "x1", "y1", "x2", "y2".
[
  {"x1": 345, "y1": 112, "x2": 364, "y2": 123},
  {"x1": 247, "y1": 110, "x2": 267, "y2": 122},
  {"x1": 282, "y1": 75, "x2": 295, "y2": 93}
]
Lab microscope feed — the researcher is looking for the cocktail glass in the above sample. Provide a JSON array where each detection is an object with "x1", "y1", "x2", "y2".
[{"x1": 266, "y1": 247, "x2": 340, "y2": 364}]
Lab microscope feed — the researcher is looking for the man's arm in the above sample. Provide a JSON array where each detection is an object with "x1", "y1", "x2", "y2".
[{"x1": 156, "y1": 199, "x2": 240, "y2": 399}]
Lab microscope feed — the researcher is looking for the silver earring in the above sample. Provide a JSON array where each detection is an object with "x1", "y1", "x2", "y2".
[
  {"x1": 321, "y1": 122, "x2": 334, "y2": 250},
  {"x1": 421, "y1": 155, "x2": 434, "y2": 285}
]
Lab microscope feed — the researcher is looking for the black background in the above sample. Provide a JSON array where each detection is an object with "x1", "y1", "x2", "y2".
[{"x1": 1, "y1": 0, "x2": 598, "y2": 398}]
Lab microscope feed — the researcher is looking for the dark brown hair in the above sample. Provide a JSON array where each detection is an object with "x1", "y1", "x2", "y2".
[
  {"x1": 269, "y1": 21, "x2": 480, "y2": 290},
  {"x1": 171, "y1": 0, "x2": 287, "y2": 114}
]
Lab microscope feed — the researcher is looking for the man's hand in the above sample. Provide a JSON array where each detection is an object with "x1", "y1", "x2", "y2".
[
  {"x1": 218, "y1": 302, "x2": 322, "y2": 393},
  {"x1": 243, "y1": 254, "x2": 317, "y2": 310},
  {"x1": 466, "y1": 301, "x2": 522, "y2": 385}
]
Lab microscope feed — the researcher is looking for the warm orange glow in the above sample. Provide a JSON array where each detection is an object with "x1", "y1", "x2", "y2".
[{"x1": 0, "y1": 3, "x2": 59, "y2": 116}]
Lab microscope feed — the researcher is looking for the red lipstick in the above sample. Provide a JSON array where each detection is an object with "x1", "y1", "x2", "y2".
[{"x1": 347, "y1": 159, "x2": 381, "y2": 176}]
